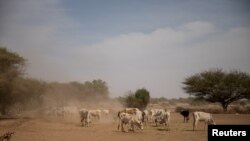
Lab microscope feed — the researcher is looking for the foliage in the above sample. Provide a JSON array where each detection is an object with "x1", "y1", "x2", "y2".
[
  {"x1": 11, "y1": 77, "x2": 47, "y2": 109},
  {"x1": 0, "y1": 48, "x2": 25, "y2": 76},
  {"x1": 124, "y1": 88, "x2": 150, "y2": 110},
  {"x1": 189, "y1": 97, "x2": 210, "y2": 106},
  {"x1": 183, "y1": 69, "x2": 250, "y2": 111},
  {"x1": 0, "y1": 47, "x2": 26, "y2": 114},
  {"x1": 150, "y1": 97, "x2": 168, "y2": 104},
  {"x1": 0, "y1": 47, "x2": 110, "y2": 115},
  {"x1": 83, "y1": 79, "x2": 109, "y2": 100},
  {"x1": 44, "y1": 79, "x2": 110, "y2": 106}
]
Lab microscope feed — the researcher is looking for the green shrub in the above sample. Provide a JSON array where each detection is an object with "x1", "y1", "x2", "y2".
[{"x1": 124, "y1": 88, "x2": 150, "y2": 110}]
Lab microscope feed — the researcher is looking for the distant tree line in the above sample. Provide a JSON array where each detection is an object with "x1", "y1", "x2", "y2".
[
  {"x1": 0, "y1": 47, "x2": 109, "y2": 115},
  {"x1": 44, "y1": 80, "x2": 109, "y2": 106},
  {"x1": 2, "y1": 46, "x2": 250, "y2": 115}
]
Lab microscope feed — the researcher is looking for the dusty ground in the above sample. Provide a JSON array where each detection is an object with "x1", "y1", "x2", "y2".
[{"x1": 1, "y1": 113, "x2": 250, "y2": 141}]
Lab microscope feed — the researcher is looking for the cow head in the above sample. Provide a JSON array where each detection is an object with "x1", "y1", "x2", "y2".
[
  {"x1": 136, "y1": 121, "x2": 144, "y2": 130},
  {"x1": 208, "y1": 119, "x2": 216, "y2": 125}
]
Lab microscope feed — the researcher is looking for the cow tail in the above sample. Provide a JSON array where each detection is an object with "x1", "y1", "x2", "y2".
[{"x1": 117, "y1": 111, "x2": 120, "y2": 130}]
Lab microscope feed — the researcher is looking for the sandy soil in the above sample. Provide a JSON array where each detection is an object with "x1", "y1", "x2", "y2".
[{"x1": 1, "y1": 113, "x2": 250, "y2": 141}]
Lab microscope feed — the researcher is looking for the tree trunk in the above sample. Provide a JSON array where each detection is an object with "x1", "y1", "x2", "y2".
[{"x1": 221, "y1": 102, "x2": 228, "y2": 112}]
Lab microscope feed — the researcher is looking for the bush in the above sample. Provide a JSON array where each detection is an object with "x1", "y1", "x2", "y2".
[
  {"x1": 190, "y1": 98, "x2": 209, "y2": 106},
  {"x1": 124, "y1": 88, "x2": 150, "y2": 110},
  {"x1": 175, "y1": 105, "x2": 250, "y2": 114}
]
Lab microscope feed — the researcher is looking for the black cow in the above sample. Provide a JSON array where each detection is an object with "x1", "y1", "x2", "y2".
[{"x1": 180, "y1": 110, "x2": 190, "y2": 123}]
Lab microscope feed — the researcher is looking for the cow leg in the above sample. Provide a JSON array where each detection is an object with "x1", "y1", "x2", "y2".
[
  {"x1": 129, "y1": 124, "x2": 134, "y2": 132},
  {"x1": 121, "y1": 122, "x2": 126, "y2": 132},
  {"x1": 87, "y1": 120, "x2": 91, "y2": 127},
  {"x1": 204, "y1": 121, "x2": 207, "y2": 130},
  {"x1": 165, "y1": 121, "x2": 169, "y2": 130},
  {"x1": 128, "y1": 121, "x2": 133, "y2": 131},
  {"x1": 85, "y1": 119, "x2": 90, "y2": 127},
  {"x1": 166, "y1": 123, "x2": 169, "y2": 130},
  {"x1": 132, "y1": 124, "x2": 135, "y2": 132},
  {"x1": 193, "y1": 120, "x2": 197, "y2": 131},
  {"x1": 83, "y1": 121, "x2": 85, "y2": 127},
  {"x1": 81, "y1": 118, "x2": 84, "y2": 126},
  {"x1": 117, "y1": 118, "x2": 120, "y2": 130},
  {"x1": 155, "y1": 119, "x2": 158, "y2": 127}
]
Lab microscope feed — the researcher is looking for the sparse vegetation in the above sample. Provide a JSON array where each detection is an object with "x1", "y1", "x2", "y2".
[
  {"x1": 1, "y1": 47, "x2": 250, "y2": 116},
  {"x1": 183, "y1": 69, "x2": 250, "y2": 112},
  {"x1": 0, "y1": 47, "x2": 110, "y2": 116}
]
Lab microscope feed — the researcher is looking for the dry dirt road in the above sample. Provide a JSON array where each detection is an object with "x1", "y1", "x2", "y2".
[{"x1": 1, "y1": 113, "x2": 250, "y2": 141}]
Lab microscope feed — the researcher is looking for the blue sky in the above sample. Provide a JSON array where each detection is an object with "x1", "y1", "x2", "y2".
[{"x1": 0, "y1": 0, "x2": 250, "y2": 98}]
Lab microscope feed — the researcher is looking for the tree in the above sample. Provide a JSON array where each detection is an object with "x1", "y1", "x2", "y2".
[
  {"x1": 135, "y1": 88, "x2": 150, "y2": 109},
  {"x1": 11, "y1": 77, "x2": 46, "y2": 110},
  {"x1": 0, "y1": 47, "x2": 25, "y2": 114},
  {"x1": 124, "y1": 88, "x2": 150, "y2": 110},
  {"x1": 91, "y1": 79, "x2": 109, "y2": 99},
  {"x1": 124, "y1": 92, "x2": 138, "y2": 108},
  {"x1": 182, "y1": 69, "x2": 250, "y2": 112},
  {"x1": 82, "y1": 79, "x2": 109, "y2": 100}
]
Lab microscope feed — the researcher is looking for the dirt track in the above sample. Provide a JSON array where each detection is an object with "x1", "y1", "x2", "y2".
[{"x1": 1, "y1": 113, "x2": 250, "y2": 141}]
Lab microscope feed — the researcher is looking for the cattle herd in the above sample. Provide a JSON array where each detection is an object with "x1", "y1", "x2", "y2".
[
  {"x1": 0, "y1": 107, "x2": 217, "y2": 141},
  {"x1": 42, "y1": 106, "x2": 216, "y2": 133},
  {"x1": 77, "y1": 107, "x2": 173, "y2": 132},
  {"x1": 43, "y1": 106, "x2": 216, "y2": 132},
  {"x1": 76, "y1": 107, "x2": 215, "y2": 132}
]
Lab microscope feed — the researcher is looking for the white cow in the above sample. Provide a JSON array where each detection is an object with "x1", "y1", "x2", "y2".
[
  {"x1": 117, "y1": 112, "x2": 143, "y2": 132},
  {"x1": 149, "y1": 108, "x2": 167, "y2": 123},
  {"x1": 79, "y1": 109, "x2": 91, "y2": 127},
  {"x1": 154, "y1": 110, "x2": 171, "y2": 130},
  {"x1": 63, "y1": 106, "x2": 78, "y2": 117},
  {"x1": 45, "y1": 107, "x2": 64, "y2": 118},
  {"x1": 118, "y1": 108, "x2": 143, "y2": 122},
  {"x1": 101, "y1": 109, "x2": 110, "y2": 116},
  {"x1": 88, "y1": 109, "x2": 102, "y2": 121},
  {"x1": 142, "y1": 110, "x2": 149, "y2": 126},
  {"x1": 118, "y1": 108, "x2": 139, "y2": 115},
  {"x1": 193, "y1": 111, "x2": 216, "y2": 131}
]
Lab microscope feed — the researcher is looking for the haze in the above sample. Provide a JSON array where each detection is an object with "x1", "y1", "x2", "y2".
[{"x1": 0, "y1": 0, "x2": 249, "y2": 98}]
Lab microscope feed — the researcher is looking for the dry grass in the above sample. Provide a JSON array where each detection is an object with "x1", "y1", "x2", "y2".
[{"x1": 1, "y1": 112, "x2": 250, "y2": 141}]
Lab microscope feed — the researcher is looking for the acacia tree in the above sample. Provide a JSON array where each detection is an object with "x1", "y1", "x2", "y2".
[
  {"x1": 0, "y1": 47, "x2": 25, "y2": 114},
  {"x1": 182, "y1": 69, "x2": 250, "y2": 112}
]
